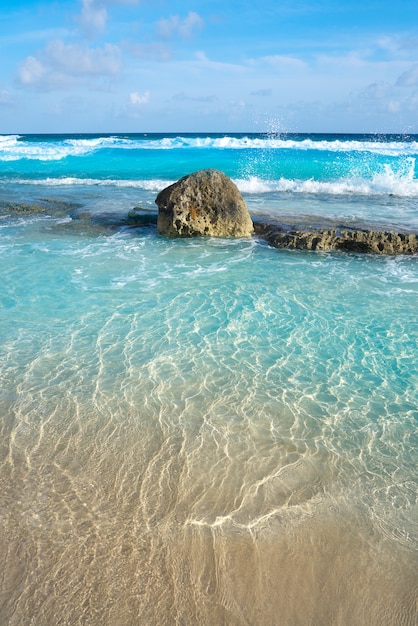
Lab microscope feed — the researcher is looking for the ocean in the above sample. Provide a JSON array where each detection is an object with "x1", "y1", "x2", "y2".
[{"x1": 0, "y1": 132, "x2": 417, "y2": 625}]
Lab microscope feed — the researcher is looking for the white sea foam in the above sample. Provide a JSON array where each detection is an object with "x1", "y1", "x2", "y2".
[
  {"x1": 0, "y1": 135, "x2": 129, "y2": 161},
  {"x1": 3, "y1": 177, "x2": 173, "y2": 191},
  {"x1": 1, "y1": 133, "x2": 418, "y2": 161},
  {"x1": 0, "y1": 134, "x2": 21, "y2": 146},
  {"x1": 144, "y1": 135, "x2": 418, "y2": 156},
  {"x1": 235, "y1": 161, "x2": 418, "y2": 197},
  {"x1": 3, "y1": 166, "x2": 418, "y2": 198}
]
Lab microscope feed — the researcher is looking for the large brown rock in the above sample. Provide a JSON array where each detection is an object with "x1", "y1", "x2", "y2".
[{"x1": 155, "y1": 169, "x2": 253, "y2": 238}]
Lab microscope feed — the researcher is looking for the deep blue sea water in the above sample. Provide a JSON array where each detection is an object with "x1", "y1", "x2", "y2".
[{"x1": 0, "y1": 133, "x2": 417, "y2": 625}]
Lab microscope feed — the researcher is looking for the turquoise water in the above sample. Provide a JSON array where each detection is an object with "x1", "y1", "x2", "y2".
[{"x1": 0, "y1": 133, "x2": 417, "y2": 625}]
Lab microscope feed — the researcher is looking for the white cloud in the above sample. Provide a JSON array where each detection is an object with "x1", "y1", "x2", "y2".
[
  {"x1": 18, "y1": 40, "x2": 122, "y2": 90},
  {"x1": 193, "y1": 51, "x2": 246, "y2": 73},
  {"x1": 260, "y1": 55, "x2": 307, "y2": 70},
  {"x1": 76, "y1": 0, "x2": 140, "y2": 38},
  {"x1": 78, "y1": 0, "x2": 108, "y2": 37},
  {"x1": 360, "y1": 82, "x2": 392, "y2": 100},
  {"x1": 130, "y1": 90, "x2": 150, "y2": 105},
  {"x1": 46, "y1": 40, "x2": 121, "y2": 75},
  {"x1": 0, "y1": 89, "x2": 14, "y2": 106},
  {"x1": 396, "y1": 63, "x2": 418, "y2": 87},
  {"x1": 157, "y1": 12, "x2": 203, "y2": 40},
  {"x1": 250, "y1": 88, "x2": 273, "y2": 97},
  {"x1": 127, "y1": 42, "x2": 171, "y2": 62},
  {"x1": 19, "y1": 56, "x2": 46, "y2": 86},
  {"x1": 378, "y1": 34, "x2": 418, "y2": 56},
  {"x1": 387, "y1": 99, "x2": 400, "y2": 113}
]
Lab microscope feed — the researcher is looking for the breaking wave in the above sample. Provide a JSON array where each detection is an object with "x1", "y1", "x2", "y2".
[
  {"x1": 4, "y1": 160, "x2": 417, "y2": 198},
  {"x1": 236, "y1": 161, "x2": 418, "y2": 197},
  {"x1": 6, "y1": 176, "x2": 172, "y2": 191},
  {"x1": 1, "y1": 133, "x2": 418, "y2": 161}
]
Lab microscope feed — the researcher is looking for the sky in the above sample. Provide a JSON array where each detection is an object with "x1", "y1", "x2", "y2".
[{"x1": 0, "y1": 0, "x2": 418, "y2": 133}]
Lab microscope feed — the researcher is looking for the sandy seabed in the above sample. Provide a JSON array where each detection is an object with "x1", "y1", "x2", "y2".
[{"x1": 1, "y1": 393, "x2": 417, "y2": 626}]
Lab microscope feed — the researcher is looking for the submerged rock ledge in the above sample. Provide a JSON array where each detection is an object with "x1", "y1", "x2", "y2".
[
  {"x1": 0, "y1": 198, "x2": 81, "y2": 217},
  {"x1": 3, "y1": 195, "x2": 417, "y2": 255},
  {"x1": 253, "y1": 218, "x2": 418, "y2": 255}
]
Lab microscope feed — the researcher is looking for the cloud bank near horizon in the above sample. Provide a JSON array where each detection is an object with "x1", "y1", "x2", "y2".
[{"x1": 1, "y1": 0, "x2": 418, "y2": 133}]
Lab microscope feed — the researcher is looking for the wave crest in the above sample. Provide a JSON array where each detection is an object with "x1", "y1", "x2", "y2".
[
  {"x1": 4, "y1": 166, "x2": 418, "y2": 198},
  {"x1": 1, "y1": 133, "x2": 418, "y2": 161}
]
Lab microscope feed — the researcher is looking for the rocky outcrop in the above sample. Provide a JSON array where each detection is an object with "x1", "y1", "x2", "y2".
[
  {"x1": 6, "y1": 193, "x2": 415, "y2": 255},
  {"x1": 254, "y1": 219, "x2": 418, "y2": 255},
  {"x1": 0, "y1": 198, "x2": 81, "y2": 217},
  {"x1": 155, "y1": 169, "x2": 253, "y2": 238}
]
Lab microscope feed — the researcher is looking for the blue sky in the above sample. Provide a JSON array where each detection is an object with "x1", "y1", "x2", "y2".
[{"x1": 1, "y1": 0, "x2": 418, "y2": 133}]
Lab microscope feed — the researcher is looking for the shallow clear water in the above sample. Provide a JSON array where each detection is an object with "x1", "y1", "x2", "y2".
[{"x1": 0, "y1": 133, "x2": 417, "y2": 624}]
